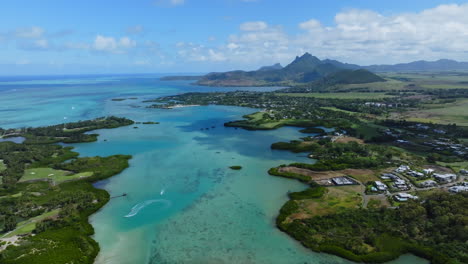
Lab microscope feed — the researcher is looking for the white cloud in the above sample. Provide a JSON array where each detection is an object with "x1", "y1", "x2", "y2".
[
  {"x1": 177, "y1": 3, "x2": 468, "y2": 68},
  {"x1": 15, "y1": 26, "x2": 44, "y2": 38},
  {"x1": 92, "y1": 35, "x2": 136, "y2": 53},
  {"x1": 240, "y1": 21, "x2": 268, "y2": 31}
]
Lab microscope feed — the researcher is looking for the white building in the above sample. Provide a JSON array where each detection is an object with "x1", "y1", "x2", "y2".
[
  {"x1": 394, "y1": 179, "x2": 409, "y2": 190},
  {"x1": 423, "y1": 169, "x2": 435, "y2": 175},
  {"x1": 420, "y1": 180, "x2": 437, "y2": 188},
  {"x1": 395, "y1": 193, "x2": 419, "y2": 202},
  {"x1": 395, "y1": 165, "x2": 410, "y2": 173},
  {"x1": 374, "y1": 181, "x2": 388, "y2": 191},
  {"x1": 433, "y1": 173, "x2": 457, "y2": 183},
  {"x1": 460, "y1": 169, "x2": 468, "y2": 175},
  {"x1": 448, "y1": 186, "x2": 468, "y2": 193},
  {"x1": 408, "y1": 171, "x2": 424, "y2": 178}
]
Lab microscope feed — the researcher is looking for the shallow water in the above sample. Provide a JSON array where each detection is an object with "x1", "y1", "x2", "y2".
[{"x1": 0, "y1": 75, "x2": 428, "y2": 264}]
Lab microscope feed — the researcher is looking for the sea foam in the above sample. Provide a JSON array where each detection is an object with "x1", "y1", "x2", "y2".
[{"x1": 124, "y1": 199, "x2": 171, "y2": 218}]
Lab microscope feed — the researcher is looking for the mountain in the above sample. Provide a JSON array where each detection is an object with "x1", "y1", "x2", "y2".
[
  {"x1": 315, "y1": 69, "x2": 385, "y2": 85},
  {"x1": 258, "y1": 63, "x2": 283, "y2": 71},
  {"x1": 364, "y1": 59, "x2": 468, "y2": 72},
  {"x1": 194, "y1": 53, "x2": 377, "y2": 87}
]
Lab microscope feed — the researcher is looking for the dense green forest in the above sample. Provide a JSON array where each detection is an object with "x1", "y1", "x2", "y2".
[
  {"x1": 279, "y1": 192, "x2": 468, "y2": 264},
  {"x1": 0, "y1": 117, "x2": 133, "y2": 264}
]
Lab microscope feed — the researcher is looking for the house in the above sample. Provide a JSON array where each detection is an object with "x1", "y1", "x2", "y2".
[
  {"x1": 423, "y1": 169, "x2": 435, "y2": 176},
  {"x1": 394, "y1": 179, "x2": 409, "y2": 190},
  {"x1": 419, "y1": 180, "x2": 437, "y2": 188},
  {"x1": 408, "y1": 170, "x2": 424, "y2": 177},
  {"x1": 395, "y1": 193, "x2": 419, "y2": 202},
  {"x1": 381, "y1": 173, "x2": 398, "y2": 180},
  {"x1": 395, "y1": 165, "x2": 410, "y2": 173},
  {"x1": 460, "y1": 169, "x2": 468, "y2": 175},
  {"x1": 332, "y1": 177, "x2": 356, "y2": 185},
  {"x1": 433, "y1": 173, "x2": 457, "y2": 183},
  {"x1": 374, "y1": 181, "x2": 388, "y2": 191},
  {"x1": 448, "y1": 186, "x2": 468, "y2": 193}
]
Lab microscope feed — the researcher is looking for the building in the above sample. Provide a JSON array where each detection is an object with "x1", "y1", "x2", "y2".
[
  {"x1": 408, "y1": 170, "x2": 424, "y2": 178},
  {"x1": 332, "y1": 177, "x2": 356, "y2": 185},
  {"x1": 394, "y1": 179, "x2": 409, "y2": 190},
  {"x1": 448, "y1": 186, "x2": 468, "y2": 193},
  {"x1": 395, "y1": 165, "x2": 410, "y2": 173},
  {"x1": 374, "y1": 181, "x2": 388, "y2": 191},
  {"x1": 460, "y1": 169, "x2": 468, "y2": 175},
  {"x1": 419, "y1": 180, "x2": 437, "y2": 188},
  {"x1": 423, "y1": 169, "x2": 435, "y2": 175},
  {"x1": 433, "y1": 173, "x2": 457, "y2": 183},
  {"x1": 381, "y1": 173, "x2": 398, "y2": 180},
  {"x1": 395, "y1": 193, "x2": 419, "y2": 202}
]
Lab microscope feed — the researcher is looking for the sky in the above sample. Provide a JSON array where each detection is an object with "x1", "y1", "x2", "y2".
[{"x1": 1, "y1": 0, "x2": 468, "y2": 75}]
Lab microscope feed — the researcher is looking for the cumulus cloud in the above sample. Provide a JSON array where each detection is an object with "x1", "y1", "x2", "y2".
[
  {"x1": 176, "y1": 3, "x2": 468, "y2": 67},
  {"x1": 240, "y1": 21, "x2": 268, "y2": 31}
]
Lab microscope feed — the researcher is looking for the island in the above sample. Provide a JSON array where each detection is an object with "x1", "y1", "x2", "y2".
[{"x1": 0, "y1": 117, "x2": 134, "y2": 264}]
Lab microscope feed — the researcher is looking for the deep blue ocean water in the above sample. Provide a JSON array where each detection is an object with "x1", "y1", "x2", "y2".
[{"x1": 0, "y1": 75, "x2": 427, "y2": 264}]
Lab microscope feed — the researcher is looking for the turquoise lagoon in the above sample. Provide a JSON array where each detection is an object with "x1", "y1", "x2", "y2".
[{"x1": 0, "y1": 75, "x2": 427, "y2": 264}]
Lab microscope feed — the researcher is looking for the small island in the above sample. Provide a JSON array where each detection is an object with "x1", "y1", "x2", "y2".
[{"x1": 229, "y1": 166, "x2": 242, "y2": 170}]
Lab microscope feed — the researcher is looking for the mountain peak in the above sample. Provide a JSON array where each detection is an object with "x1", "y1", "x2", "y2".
[{"x1": 285, "y1": 52, "x2": 322, "y2": 72}]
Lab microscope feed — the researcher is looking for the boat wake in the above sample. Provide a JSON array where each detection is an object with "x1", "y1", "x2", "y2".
[{"x1": 124, "y1": 199, "x2": 171, "y2": 218}]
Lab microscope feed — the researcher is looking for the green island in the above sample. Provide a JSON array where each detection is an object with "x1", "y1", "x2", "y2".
[
  {"x1": 0, "y1": 117, "x2": 134, "y2": 264},
  {"x1": 149, "y1": 67, "x2": 468, "y2": 264}
]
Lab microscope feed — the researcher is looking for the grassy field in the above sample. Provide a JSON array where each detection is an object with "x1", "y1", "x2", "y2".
[
  {"x1": 2, "y1": 209, "x2": 60, "y2": 238},
  {"x1": 337, "y1": 78, "x2": 408, "y2": 91},
  {"x1": 278, "y1": 92, "x2": 394, "y2": 99},
  {"x1": 437, "y1": 161, "x2": 468, "y2": 172},
  {"x1": 20, "y1": 168, "x2": 93, "y2": 184},
  {"x1": 347, "y1": 170, "x2": 380, "y2": 183},
  {"x1": 295, "y1": 185, "x2": 363, "y2": 218},
  {"x1": 321, "y1": 107, "x2": 359, "y2": 115},
  {"x1": 396, "y1": 99, "x2": 468, "y2": 126}
]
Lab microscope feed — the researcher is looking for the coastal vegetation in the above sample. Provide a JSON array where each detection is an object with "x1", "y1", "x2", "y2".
[
  {"x1": 0, "y1": 117, "x2": 133, "y2": 264},
  {"x1": 147, "y1": 74, "x2": 468, "y2": 263}
]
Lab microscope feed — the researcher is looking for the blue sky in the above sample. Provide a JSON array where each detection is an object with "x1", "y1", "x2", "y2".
[{"x1": 1, "y1": 0, "x2": 468, "y2": 75}]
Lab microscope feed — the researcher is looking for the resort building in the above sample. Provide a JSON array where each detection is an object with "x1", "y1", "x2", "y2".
[
  {"x1": 433, "y1": 173, "x2": 457, "y2": 183},
  {"x1": 408, "y1": 171, "x2": 424, "y2": 177},
  {"x1": 395, "y1": 165, "x2": 410, "y2": 173},
  {"x1": 419, "y1": 180, "x2": 437, "y2": 188},
  {"x1": 395, "y1": 193, "x2": 419, "y2": 202},
  {"x1": 374, "y1": 181, "x2": 388, "y2": 191},
  {"x1": 423, "y1": 169, "x2": 435, "y2": 175},
  {"x1": 448, "y1": 186, "x2": 468, "y2": 193}
]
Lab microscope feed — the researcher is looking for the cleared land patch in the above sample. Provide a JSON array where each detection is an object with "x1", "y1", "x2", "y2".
[
  {"x1": 395, "y1": 99, "x2": 468, "y2": 126},
  {"x1": 290, "y1": 185, "x2": 363, "y2": 220},
  {"x1": 278, "y1": 167, "x2": 375, "y2": 182}
]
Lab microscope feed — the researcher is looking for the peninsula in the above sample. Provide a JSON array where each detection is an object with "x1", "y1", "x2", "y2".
[{"x1": 0, "y1": 117, "x2": 134, "y2": 264}]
